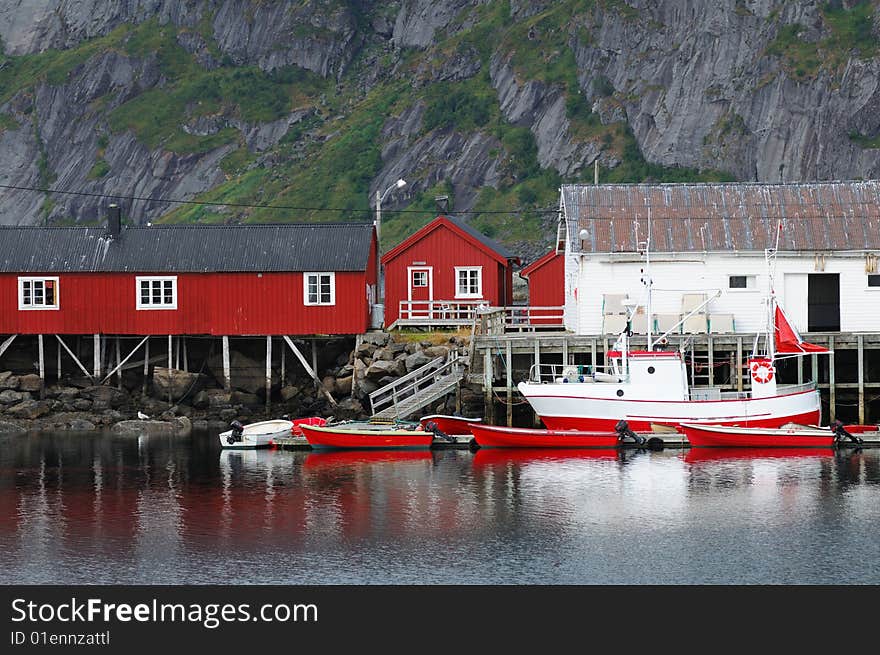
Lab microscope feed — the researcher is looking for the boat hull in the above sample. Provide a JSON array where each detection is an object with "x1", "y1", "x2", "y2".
[
  {"x1": 419, "y1": 414, "x2": 481, "y2": 435},
  {"x1": 680, "y1": 422, "x2": 835, "y2": 448},
  {"x1": 300, "y1": 423, "x2": 434, "y2": 449},
  {"x1": 219, "y1": 419, "x2": 294, "y2": 449},
  {"x1": 518, "y1": 382, "x2": 821, "y2": 432},
  {"x1": 469, "y1": 423, "x2": 620, "y2": 448}
]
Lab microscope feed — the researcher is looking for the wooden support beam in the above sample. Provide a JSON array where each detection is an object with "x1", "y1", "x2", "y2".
[
  {"x1": 102, "y1": 336, "x2": 149, "y2": 384},
  {"x1": 797, "y1": 355, "x2": 803, "y2": 385},
  {"x1": 283, "y1": 336, "x2": 336, "y2": 407},
  {"x1": 506, "y1": 339, "x2": 513, "y2": 427},
  {"x1": 143, "y1": 337, "x2": 150, "y2": 395},
  {"x1": 590, "y1": 338, "x2": 597, "y2": 372},
  {"x1": 56, "y1": 337, "x2": 62, "y2": 383},
  {"x1": 858, "y1": 334, "x2": 865, "y2": 425},
  {"x1": 484, "y1": 347, "x2": 494, "y2": 424},
  {"x1": 561, "y1": 337, "x2": 569, "y2": 365},
  {"x1": 0, "y1": 334, "x2": 17, "y2": 360},
  {"x1": 281, "y1": 346, "x2": 286, "y2": 386},
  {"x1": 56, "y1": 335, "x2": 94, "y2": 382},
  {"x1": 311, "y1": 340, "x2": 319, "y2": 390},
  {"x1": 265, "y1": 336, "x2": 272, "y2": 409},
  {"x1": 222, "y1": 336, "x2": 231, "y2": 391},
  {"x1": 167, "y1": 335, "x2": 173, "y2": 370},
  {"x1": 93, "y1": 334, "x2": 101, "y2": 379},
  {"x1": 707, "y1": 336, "x2": 714, "y2": 387},
  {"x1": 182, "y1": 338, "x2": 188, "y2": 373},
  {"x1": 829, "y1": 335, "x2": 835, "y2": 422},
  {"x1": 736, "y1": 337, "x2": 743, "y2": 392},
  {"x1": 37, "y1": 335, "x2": 45, "y2": 398},
  {"x1": 115, "y1": 337, "x2": 122, "y2": 390}
]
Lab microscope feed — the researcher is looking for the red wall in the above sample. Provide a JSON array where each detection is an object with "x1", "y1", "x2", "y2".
[
  {"x1": 523, "y1": 252, "x2": 565, "y2": 307},
  {"x1": 382, "y1": 221, "x2": 511, "y2": 325},
  {"x1": 0, "y1": 271, "x2": 373, "y2": 336}
]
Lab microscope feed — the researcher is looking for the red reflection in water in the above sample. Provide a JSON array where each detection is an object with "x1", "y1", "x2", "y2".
[
  {"x1": 683, "y1": 448, "x2": 835, "y2": 464},
  {"x1": 303, "y1": 450, "x2": 433, "y2": 468},
  {"x1": 472, "y1": 448, "x2": 620, "y2": 467}
]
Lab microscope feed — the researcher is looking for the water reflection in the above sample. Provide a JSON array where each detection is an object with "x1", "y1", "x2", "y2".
[{"x1": 1, "y1": 433, "x2": 879, "y2": 584}]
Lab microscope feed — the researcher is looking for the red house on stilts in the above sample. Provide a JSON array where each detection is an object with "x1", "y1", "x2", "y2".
[
  {"x1": 518, "y1": 250, "x2": 565, "y2": 326},
  {"x1": 380, "y1": 215, "x2": 519, "y2": 329}
]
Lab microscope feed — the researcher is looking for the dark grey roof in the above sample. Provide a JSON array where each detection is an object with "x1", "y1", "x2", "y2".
[
  {"x1": 563, "y1": 181, "x2": 880, "y2": 253},
  {"x1": 445, "y1": 216, "x2": 517, "y2": 260},
  {"x1": 0, "y1": 223, "x2": 375, "y2": 273}
]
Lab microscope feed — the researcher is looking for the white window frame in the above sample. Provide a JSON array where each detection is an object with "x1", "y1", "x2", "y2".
[
  {"x1": 455, "y1": 266, "x2": 483, "y2": 299},
  {"x1": 411, "y1": 270, "x2": 428, "y2": 287},
  {"x1": 18, "y1": 276, "x2": 60, "y2": 310},
  {"x1": 136, "y1": 276, "x2": 178, "y2": 310},
  {"x1": 728, "y1": 274, "x2": 757, "y2": 291},
  {"x1": 304, "y1": 272, "x2": 336, "y2": 306}
]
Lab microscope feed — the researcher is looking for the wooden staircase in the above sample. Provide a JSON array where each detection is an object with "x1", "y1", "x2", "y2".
[{"x1": 369, "y1": 353, "x2": 465, "y2": 421}]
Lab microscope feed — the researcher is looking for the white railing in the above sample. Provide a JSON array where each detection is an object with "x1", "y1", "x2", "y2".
[
  {"x1": 397, "y1": 301, "x2": 564, "y2": 332},
  {"x1": 369, "y1": 354, "x2": 462, "y2": 416},
  {"x1": 526, "y1": 363, "x2": 620, "y2": 384},
  {"x1": 398, "y1": 300, "x2": 487, "y2": 322}
]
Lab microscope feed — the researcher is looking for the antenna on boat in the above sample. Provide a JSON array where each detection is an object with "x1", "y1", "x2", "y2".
[{"x1": 642, "y1": 206, "x2": 653, "y2": 351}]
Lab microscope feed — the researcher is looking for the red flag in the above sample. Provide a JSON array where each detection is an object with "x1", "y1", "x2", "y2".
[{"x1": 774, "y1": 305, "x2": 828, "y2": 354}]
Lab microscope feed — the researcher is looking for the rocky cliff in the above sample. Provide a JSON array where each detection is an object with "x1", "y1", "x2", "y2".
[{"x1": 2, "y1": 0, "x2": 880, "y2": 256}]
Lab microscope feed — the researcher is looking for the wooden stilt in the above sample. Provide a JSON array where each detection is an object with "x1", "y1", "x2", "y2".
[
  {"x1": 707, "y1": 336, "x2": 714, "y2": 387},
  {"x1": 102, "y1": 337, "x2": 150, "y2": 385},
  {"x1": 222, "y1": 336, "x2": 231, "y2": 392},
  {"x1": 829, "y1": 335, "x2": 835, "y2": 422},
  {"x1": 182, "y1": 338, "x2": 188, "y2": 373},
  {"x1": 484, "y1": 347, "x2": 493, "y2": 424},
  {"x1": 282, "y1": 336, "x2": 336, "y2": 406},
  {"x1": 175, "y1": 337, "x2": 180, "y2": 370},
  {"x1": 281, "y1": 346, "x2": 286, "y2": 386},
  {"x1": 858, "y1": 334, "x2": 865, "y2": 425},
  {"x1": 736, "y1": 337, "x2": 743, "y2": 392},
  {"x1": 311, "y1": 339, "x2": 319, "y2": 389},
  {"x1": 266, "y1": 336, "x2": 272, "y2": 409},
  {"x1": 143, "y1": 337, "x2": 150, "y2": 395},
  {"x1": 0, "y1": 334, "x2": 17, "y2": 360},
  {"x1": 37, "y1": 335, "x2": 45, "y2": 399},
  {"x1": 590, "y1": 338, "x2": 597, "y2": 372},
  {"x1": 56, "y1": 336, "x2": 94, "y2": 382},
  {"x1": 167, "y1": 335, "x2": 172, "y2": 370},
  {"x1": 115, "y1": 337, "x2": 122, "y2": 390},
  {"x1": 93, "y1": 334, "x2": 101, "y2": 379},
  {"x1": 506, "y1": 339, "x2": 513, "y2": 427},
  {"x1": 56, "y1": 337, "x2": 62, "y2": 383}
]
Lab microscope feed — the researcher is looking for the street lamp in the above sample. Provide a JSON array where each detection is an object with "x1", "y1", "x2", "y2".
[{"x1": 375, "y1": 178, "x2": 406, "y2": 247}]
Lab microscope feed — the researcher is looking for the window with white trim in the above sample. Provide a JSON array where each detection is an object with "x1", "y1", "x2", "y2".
[
  {"x1": 455, "y1": 267, "x2": 482, "y2": 298},
  {"x1": 869, "y1": 274, "x2": 880, "y2": 288},
  {"x1": 728, "y1": 274, "x2": 756, "y2": 290},
  {"x1": 411, "y1": 270, "x2": 428, "y2": 287},
  {"x1": 19, "y1": 277, "x2": 59, "y2": 310},
  {"x1": 304, "y1": 272, "x2": 335, "y2": 305},
  {"x1": 136, "y1": 276, "x2": 177, "y2": 309}
]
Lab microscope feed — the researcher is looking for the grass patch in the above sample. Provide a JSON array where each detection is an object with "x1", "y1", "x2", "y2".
[
  {"x1": 87, "y1": 158, "x2": 110, "y2": 179},
  {"x1": 0, "y1": 113, "x2": 20, "y2": 133}
]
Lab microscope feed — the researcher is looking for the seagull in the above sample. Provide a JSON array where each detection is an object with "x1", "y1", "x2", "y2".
[{"x1": 137, "y1": 411, "x2": 150, "y2": 420}]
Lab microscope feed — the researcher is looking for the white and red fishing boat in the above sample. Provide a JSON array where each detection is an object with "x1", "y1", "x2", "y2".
[
  {"x1": 219, "y1": 418, "x2": 294, "y2": 449},
  {"x1": 299, "y1": 422, "x2": 434, "y2": 450},
  {"x1": 518, "y1": 241, "x2": 829, "y2": 432},
  {"x1": 680, "y1": 422, "x2": 835, "y2": 448},
  {"x1": 469, "y1": 422, "x2": 622, "y2": 448}
]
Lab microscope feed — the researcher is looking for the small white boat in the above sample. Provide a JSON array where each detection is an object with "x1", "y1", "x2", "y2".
[{"x1": 219, "y1": 419, "x2": 293, "y2": 449}]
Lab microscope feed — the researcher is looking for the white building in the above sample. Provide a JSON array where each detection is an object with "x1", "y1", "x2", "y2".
[{"x1": 559, "y1": 181, "x2": 880, "y2": 336}]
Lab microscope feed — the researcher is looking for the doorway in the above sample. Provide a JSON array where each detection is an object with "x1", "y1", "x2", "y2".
[{"x1": 807, "y1": 273, "x2": 839, "y2": 331}]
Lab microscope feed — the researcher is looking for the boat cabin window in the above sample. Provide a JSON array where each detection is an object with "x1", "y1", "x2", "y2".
[
  {"x1": 18, "y1": 276, "x2": 59, "y2": 310},
  {"x1": 136, "y1": 276, "x2": 177, "y2": 310}
]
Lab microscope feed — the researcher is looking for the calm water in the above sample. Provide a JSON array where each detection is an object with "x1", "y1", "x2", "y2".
[{"x1": 1, "y1": 431, "x2": 879, "y2": 585}]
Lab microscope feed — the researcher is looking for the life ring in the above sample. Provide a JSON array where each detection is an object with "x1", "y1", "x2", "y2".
[{"x1": 750, "y1": 361, "x2": 774, "y2": 384}]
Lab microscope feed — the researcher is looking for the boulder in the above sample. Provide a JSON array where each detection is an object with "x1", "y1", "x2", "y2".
[
  {"x1": 356, "y1": 341, "x2": 377, "y2": 358},
  {"x1": 206, "y1": 389, "x2": 233, "y2": 408},
  {"x1": 322, "y1": 375, "x2": 337, "y2": 394},
  {"x1": 79, "y1": 385, "x2": 128, "y2": 410},
  {"x1": 191, "y1": 390, "x2": 210, "y2": 409},
  {"x1": 207, "y1": 350, "x2": 268, "y2": 394},
  {"x1": 360, "y1": 332, "x2": 391, "y2": 346},
  {"x1": 0, "y1": 389, "x2": 28, "y2": 405},
  {"x1": 111, "y1": 416, "x2": 191, "y2": 437},
  {"x1": 152, "y1": 367, "x2": 206, "y2": 402},
  {"x1": 331, "y1": 397, "x2": 365, "y2": 421},
  {"x1": 0, "y1": 374, "x2": 20, "y2": 390},
  {"x1": 67, "y1": 419, "x2": 96, "y2": 431},
  {"x1": 280, "y1": 385, "x2": 301, "y2": 402},
  {"x1": 0, "y1": 420, "x2": 26, "y2": 434},
  {"x1": 73, "y1": 399, "x2": 93, "y2": 411},
  {"x1": 335, "y1": 375, "x2": 353, "y2": 396},
  {"x1": 8, "y1": 400, "x2": 51, "y2": 419},
  {"x1": 366, "y1": 359, "x2": 405, "y2": 379},
  {"x1": 372, "y1": 347, "x2": 394, "y2": 361},
  {"x1": 404, "y1": 351, "x2": 433, "y2": 372},
  {"x1": 423, "y1": 345, "x2": 450, "y2": 359},
  {"x1": 17, "y1": 374, "x2": 42, "y2": 392},
  {"x1": 230, "y1": 391, "x2": 260, "y2": 407}
]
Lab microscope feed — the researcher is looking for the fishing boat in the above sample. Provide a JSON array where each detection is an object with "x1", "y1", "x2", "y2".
[
  {"x1": 219, "y1": 418, "x2": 293, "y2": 449},
  {"x1": 679, "y1": 422, "x2": 836, "y2": 448},
  {"x1": 468, "y1": 422, "x2": 626, "y2": 448},
  {"x1": 518, "y1": 238, "x2": 829, "y2": 432},
  {"x1": 299, "y1": 422, "x2": 434, "y2": 450},
  {"x1": 291, "y1": 416, "x2": 328, "y2": 436},
  {"x1": 419, "y1": 414, "x2": 481, "y2": 436}
]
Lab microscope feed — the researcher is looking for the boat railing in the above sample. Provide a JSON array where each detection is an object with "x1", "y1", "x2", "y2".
[
  {"x1": 776, "y1": 381, "x2": 818, "y2": 395},
  {"x1": 526, "y1": 363, "x2": 621, "y2": 384}
]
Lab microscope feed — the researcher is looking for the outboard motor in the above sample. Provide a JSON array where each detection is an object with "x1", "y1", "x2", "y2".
[
  {"x1": 615, "y1": 419, "x2": 646, "y2": 446},
  {"x1": 424, "y1": 420, "x2": 456, "y2": 443},
  {"x1": 227, "y1": 420, "x2": 245, "y2": 445},
  {"x1": 831, "y1": 420, "x2": 863, "y2": 446}
]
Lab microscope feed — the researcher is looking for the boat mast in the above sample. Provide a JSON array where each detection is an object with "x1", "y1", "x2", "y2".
[
  {"x1": 644, "y1": 206, "x2": 653, "y2": 351},
  {"x1": 764, "y1": 220, "x2": 782, "y2": 361}
]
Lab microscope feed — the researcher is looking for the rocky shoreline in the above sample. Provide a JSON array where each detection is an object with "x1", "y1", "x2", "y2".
[{"x1": 0, "y1": 332, "x2": 483, "y2": 436}]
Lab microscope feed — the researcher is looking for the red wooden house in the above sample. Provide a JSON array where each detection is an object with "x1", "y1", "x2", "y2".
[
  {"x1": 0, "y1": 220, "x2": 377, "y2": 336},
  {"x1": 381, "y1": 215, "x2": 519, "y2": 328},
  {"x1": 518, "y1": 249, "x2": 565, "y2": 326}
]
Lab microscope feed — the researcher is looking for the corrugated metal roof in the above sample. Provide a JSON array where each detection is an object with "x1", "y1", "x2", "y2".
[
  {"x1": 0, "y1": 223, "x2": 375, "y2": 273},
  {"x1": 562, "y1": 181, "x2": 880, "y2": 253}
]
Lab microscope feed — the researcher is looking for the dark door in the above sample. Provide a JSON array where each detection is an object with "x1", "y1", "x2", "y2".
[{"x1": 807, "y1": 273, "x2": 840, "y2": 331}]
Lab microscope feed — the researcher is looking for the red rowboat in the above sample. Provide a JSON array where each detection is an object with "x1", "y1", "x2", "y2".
[
  {"x1": 680, "y1": 422, "x2": 835, "y2": 448},
  {"x1": 299, "y1": 423, "x2": 434, "y2": 450},
  {"x1": 419, "y1": 414, "x2": 481, "y2": 435},
  {"x1": 468, "y1": 422, "x2": 621, "y2": 448},
  {"x1": 842, "y1": 424, "x2": 880, "y2": 434},
  {"x1": 291, "y1": 416, "x2": 328, "y2": 437}
]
